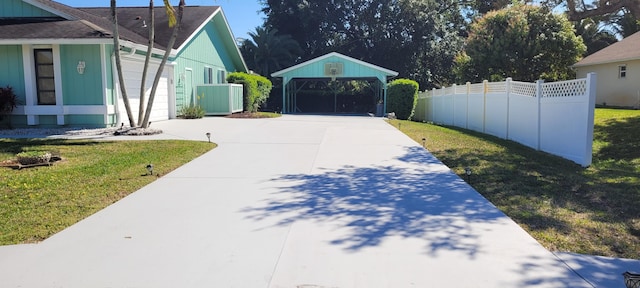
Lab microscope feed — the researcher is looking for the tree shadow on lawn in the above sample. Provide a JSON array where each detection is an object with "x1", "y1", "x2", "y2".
[{"x1": 243, "y1": 146, "x2": 507, "y2": 257}]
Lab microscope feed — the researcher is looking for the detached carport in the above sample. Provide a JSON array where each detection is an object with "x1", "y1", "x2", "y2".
[{"x1": 271, "y1": 52, "x2": 398, "y2": 115}]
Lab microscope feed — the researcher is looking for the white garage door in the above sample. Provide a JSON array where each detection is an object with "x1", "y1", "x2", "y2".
[{"x1": 117, "y1": 59, "x2": 171, "y2": 125}]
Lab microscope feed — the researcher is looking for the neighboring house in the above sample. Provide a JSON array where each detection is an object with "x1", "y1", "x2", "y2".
[
  {"x1": 0, "y1": 0, "x2": 247, "y2": 128},
  {"x1": 573, "y1": 31, "x2": 640, "y2": 108}
]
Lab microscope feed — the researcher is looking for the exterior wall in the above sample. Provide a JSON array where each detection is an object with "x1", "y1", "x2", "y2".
[
  {"x1": 0, "y1": 45, "x2": 26, "y2": 102},
  {"x1": 576, "y1": 59, "x2": 640, "y2": 107},
  {"x1": 2, "y1": 0, "x2": 58, "y2": 17},
  {"x1": 60, "y1": 45, "x2": 104, "y2": 105},
  {"x1": 3, "y1": 43, "x2": 116, "y2": 128},
  {"x1": 172, "y1": 15, "x2": 242, "y2": 112}
]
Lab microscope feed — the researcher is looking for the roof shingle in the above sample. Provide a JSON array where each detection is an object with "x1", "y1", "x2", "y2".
[
  {"x1": 0, "y1": 0, "x2": 220, "y2": 51},
  {"x1": 574, "y1": 31, "x2": 640, "y2": 67}
]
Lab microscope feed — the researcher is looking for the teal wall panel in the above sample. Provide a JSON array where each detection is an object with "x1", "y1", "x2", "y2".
[
  {"x1": 283, "y1": 55, "x2": 389, "y2": 82},
  {"x1": 196, "y1": 85, "x2": 243, "y2": 114},
  {"x1": 0, "y1": 45, "x2": 26, "y2": 103},
  {"x1": 2, "y1": 0, "x2": 58, "y2": 17},
  {"x1": 60, "y1": 45, "x2": 104, "y2": 105},
  {"x1": 64, "y1": 115, "x2": 105, "y2": 127},
  {"x1": 38, "y1": 115, "x2": 57, "y2": 127}
]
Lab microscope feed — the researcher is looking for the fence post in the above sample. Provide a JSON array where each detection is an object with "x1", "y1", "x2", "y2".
[
  {"x1": 582, "y1": 73, "x2": 597, "y2": 166},
  {"x1": 452, "y1": 84, "x2": 457, "y2": 125},
  {"x1": 505, "y1": 78, "x2": 511, "y2": 140},
  {"x1": 535, "y1": 79, "x2": 544, "y2": 150},
  {"x1": 466, "y1": 82, "x2": 470, "y2": 129},
  {"x1": 432, "y1": 87, "x2": 436, "y2": 123},
  {"x1": 483, "y1": 80, "x2": 488, "y2": 133}
]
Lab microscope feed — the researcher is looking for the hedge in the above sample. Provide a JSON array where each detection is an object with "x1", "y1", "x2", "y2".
[
  {"x1": 386, "y1": 79, "x2": 419, "y2": 120},
  {"x1": 227, "y1": 72, "x2": 273, "y2": 113}
]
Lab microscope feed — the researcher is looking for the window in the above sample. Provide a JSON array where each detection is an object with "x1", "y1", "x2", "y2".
[
  {"x1": 619, "y1": 65, "x2": 627, "y2": 78},
  {"x1": 217, "y1": 69, "x2": 227, "y2": 84},
  {"x1": 34, "y1": 49, "x2": 56, "y2": 105},
  {"x1": 204, "y1": 67, "x2": 213, "y2": 84}
]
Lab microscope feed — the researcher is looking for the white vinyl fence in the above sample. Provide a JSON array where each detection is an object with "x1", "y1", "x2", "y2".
[{"x1": 414, "y1": 73, "x2": 597, "y2": 167}]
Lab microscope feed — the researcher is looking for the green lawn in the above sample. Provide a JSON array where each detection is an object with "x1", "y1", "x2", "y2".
[
  {"x1": 391, "y1": 108, "x2": 640, "y2": 258},
  {"x1": 0, "y1": 139, "x2": 214, "y2": 245}
]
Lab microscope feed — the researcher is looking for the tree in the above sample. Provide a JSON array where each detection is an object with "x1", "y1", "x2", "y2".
[
  {"x1": 138, "y1": 0, "x2": 155, "y2": 127},
  {"x1": 541, "y1": 0, "x2": 639, "y2": 38},
  {"x1": 140, "y1": 0, "x2": 185, "y2": 128},
  {"x1": 239, "y1": 27, "x2": 302, "y2": 77},
  {"x1": 455, "y1": 4, "x2": 586, "y2": 83},
  {"x1": 562, "y1": 0, "x2": 640, "y2": 22},
  {"x1": 574, "y1": 18, "x2": 618, "y2": 56},
  {"x1": 110, "y1": 0, "x2": 136, "y2": 127},
  {"x1": 110, "y1": 0, "x2": 184, "y2": 129},
  {"x1": 260, "y1": 0, "x2": 466, "y2": 89}
]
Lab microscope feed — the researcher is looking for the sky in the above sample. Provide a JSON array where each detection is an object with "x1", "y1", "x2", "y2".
[{"x1": 56, "y1": 0, "x2": 265, "y2": 40}]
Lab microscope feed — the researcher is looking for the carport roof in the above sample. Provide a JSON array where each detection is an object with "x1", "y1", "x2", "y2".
[{"x1": 271, "y1": 52, "x2": 398, "y2": 83}]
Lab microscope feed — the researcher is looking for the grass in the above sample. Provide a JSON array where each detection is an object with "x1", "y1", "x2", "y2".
[
  {"x1": 0, "y1": 139, "x2": 214, "y2": 245},
  {"x1": 391, "y1": 108, "x2": 640, "y2": 258}
]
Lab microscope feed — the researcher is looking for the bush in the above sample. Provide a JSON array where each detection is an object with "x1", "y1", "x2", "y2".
[
  {"x1": 386, "y1": 79, "x2": 419, "y2": 120},
  {"x1": 0, "y1": 86, "x2": 18, "y2": 125},
  {"x1": 227, "y1": 72, "x2": 272, "y2": 113},
  {"x1": 178, "y1": 104, "x2": 205, "y2": 119}
]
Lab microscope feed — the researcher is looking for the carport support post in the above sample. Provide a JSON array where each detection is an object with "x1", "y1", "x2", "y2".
[
  {"x1": 282, "y1": 77, "x2": 289, "y2": 113},
  {"x1": 383, "y1": 81, "x2": 388, "y2": 116}
]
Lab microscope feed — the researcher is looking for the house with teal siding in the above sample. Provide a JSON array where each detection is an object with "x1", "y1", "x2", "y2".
[{"x1": 0, "y1": 0, "x2": 247, "y2": 128}]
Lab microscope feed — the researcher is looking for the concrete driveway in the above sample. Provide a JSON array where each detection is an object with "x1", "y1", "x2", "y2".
[{"x1": 0, "y1": 115, "x2": 633, "y2": 287}]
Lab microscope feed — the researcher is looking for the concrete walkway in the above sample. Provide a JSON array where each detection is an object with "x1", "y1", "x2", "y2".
[{"x1": 0, "y1": 115, "x2": 637, "y2": 287}]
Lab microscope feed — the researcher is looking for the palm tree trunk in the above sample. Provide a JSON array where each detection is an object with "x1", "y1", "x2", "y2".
[
  {"x1": 137, "y1": 0, "x2": 155, "y2": 127},
  {"x1": 141, "y1": 0, "x2": 185, "y2": 128},
  {"x1": 111, "y1": 0, "x2": 136, "y2": 127}
]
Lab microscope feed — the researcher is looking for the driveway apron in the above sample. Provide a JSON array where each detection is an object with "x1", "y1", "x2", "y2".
[{"x1": 0, "y1": 115, "x2": 591, "y2": 287}]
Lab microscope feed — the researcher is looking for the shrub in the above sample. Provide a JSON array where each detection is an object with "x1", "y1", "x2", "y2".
[
  {"x1": 386, "y1": 79, "x2": 419, "y2": 120},
  {"x1": 0, "y1": 85, "x2": 18, "y2": 122},
  {"x1": 178, "y1": 104, "x2": 205, "y2": 119},
  {"x1": 227, "y1": 72, "x2": 272, "y2": 113}
]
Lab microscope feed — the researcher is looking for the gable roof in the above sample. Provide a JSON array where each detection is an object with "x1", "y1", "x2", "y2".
[
  {"x1": 271, "y1": 52, "x2": 399, "y2": 78},
  {"x1": 79, "y1": 6, "x2": 220, "y2": 51},
  {"x1": 573, "y1": 31, "x2": 640, "y2": 67},
  {"x1": 1, "y1": 1, "x2": 242, "y2": 55}
]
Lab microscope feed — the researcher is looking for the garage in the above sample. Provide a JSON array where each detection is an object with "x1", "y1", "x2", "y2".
[
  {"x1": 116, "y1": 58, "x2": 173, "y2": 125},
  {"x1": 271, "y1": 52, "x2": 397, "y2": 115}
]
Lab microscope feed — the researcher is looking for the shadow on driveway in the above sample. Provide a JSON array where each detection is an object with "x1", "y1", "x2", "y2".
[{"x1": 243, "y1": 146, "x2": 506, "y2": 257}]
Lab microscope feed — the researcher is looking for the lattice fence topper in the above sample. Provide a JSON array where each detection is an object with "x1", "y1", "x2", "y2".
[
  {"x1": 511, "y1": 81, "x2": 537, "y2": 97},
  {"x1": 444, "y1": 86, "x2": 454, "y2": 96},
  {"x1": 454, "y1": 84, "x2": 466, "y2": 94},
  {"x1": 486, "y1": 81, "x2": 507, "y2": 93},
  {"x1": 542, "y1": 79, "x2": 587, "y2": 98},
  {"x1": 468, "y1": 83, "x2": 484, "y2": 94}
]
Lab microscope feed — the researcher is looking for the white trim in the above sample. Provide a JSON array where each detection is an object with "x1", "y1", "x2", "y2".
[
  {"x1": 15, "y1": 105, "x2": 113, "y2": 115},
  {"x1": 22, "y1": 0, "x2": 77, "y2": 20},
  {"x1": 0, "y1": 39, "x2": 112, "y2": 45},
  {"x1": 185, "y1": 68, "x2": 194, "y2": 104},
  {"x1": 167, "y1": 65, "x2": 176, "y2": 119},
  {"x1": 572, "y1": 57, "x2": 640, "y2": 68},
  {"x1": 52, "y1": 44, "x2": 64, "y2": 125},
  {"x1": 101, "y1": 44, "x2": 110, "y2": 125},
  {"x1": 175, "y1": 7, "x2": 219, "y2": 52},
  {"x1": 271, "y1": 52, "x2": 399, "y2": 77}
]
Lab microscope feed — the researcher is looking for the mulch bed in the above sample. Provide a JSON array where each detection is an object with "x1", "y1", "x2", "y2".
[{"x1": 224, "y1": 112, "x2": 273, "y2": 119}]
